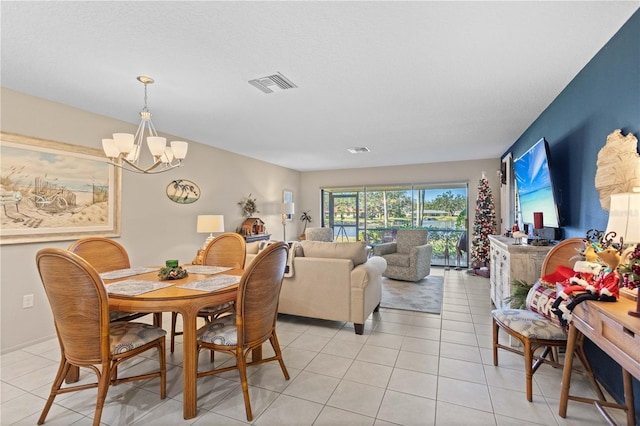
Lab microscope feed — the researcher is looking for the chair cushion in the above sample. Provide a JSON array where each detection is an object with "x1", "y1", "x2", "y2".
[
  {"x1": 492, "y1": 309, "x2": 567, "y2": 340},
  {"x1": 197, "y1": 315, "x2": 237, "y2": 346},
  {"x1": 199, "y1": 302, "x2": 234, "y2": 314},
  {"x1": 383, "y1": 252, "x2": 411, "y2": 267},
  {"x1": 110, "y1": 322, "x2": 166, "y2": 355},
  {"x1": 110, "y1": 310, "x2": 135, "y2": 322}
]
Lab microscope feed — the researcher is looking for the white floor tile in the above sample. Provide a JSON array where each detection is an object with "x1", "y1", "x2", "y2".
[{"x1": 1, "y1": 269, "x2": 622, "y2": 425}]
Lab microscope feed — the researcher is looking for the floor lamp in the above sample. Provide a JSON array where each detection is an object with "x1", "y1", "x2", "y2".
[{"x1": 282, "y1": 202, "x2": 294, "y2": 242}]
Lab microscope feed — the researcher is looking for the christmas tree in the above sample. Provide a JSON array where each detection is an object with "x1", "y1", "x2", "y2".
[{"x1": 471, "y1": 173, "x2": 496, "y2": 268}]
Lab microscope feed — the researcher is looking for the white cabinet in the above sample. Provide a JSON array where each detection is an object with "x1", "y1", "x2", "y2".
[{"x1": 489, "y1": 235, "x2": 553, "y2": 308}]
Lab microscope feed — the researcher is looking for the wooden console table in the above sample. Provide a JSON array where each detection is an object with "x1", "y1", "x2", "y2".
[{"x1": 559, "y1": 296, "x2": 640, "y2": 425}]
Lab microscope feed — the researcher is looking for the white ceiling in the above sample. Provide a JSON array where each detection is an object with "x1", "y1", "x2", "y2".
[{"x1": 2, "y1": 1, "x2": 638, "y2": 172}]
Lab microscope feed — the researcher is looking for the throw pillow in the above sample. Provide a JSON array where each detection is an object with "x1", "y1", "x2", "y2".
[{"x1": 525, "y1": 280, "x2": 561, "y2": 326}]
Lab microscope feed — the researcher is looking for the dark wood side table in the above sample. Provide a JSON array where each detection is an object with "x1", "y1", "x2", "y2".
[{"x1": 243, "y1": 234, "x2": 271, "y2": 243}]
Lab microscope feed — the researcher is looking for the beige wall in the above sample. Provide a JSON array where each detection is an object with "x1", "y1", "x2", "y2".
[
  {"x1": 0, "y1": 88, "x2": 300, "y2": 352},
  {"x1": 298, "y1": 160, "x2": 503, "y2": 237},
  {"x1": 1, "y1": 88, "x2": 501, "y2": 352}
]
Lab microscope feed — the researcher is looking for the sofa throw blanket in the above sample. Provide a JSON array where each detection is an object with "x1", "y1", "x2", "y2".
[{"x1": 258, "y1": 241, "x2": 298, "y2": 278}]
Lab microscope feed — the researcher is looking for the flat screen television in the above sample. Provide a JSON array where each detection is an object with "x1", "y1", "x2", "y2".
[{"x1": 513, "y1": 138, "x2": 560, "y2": 228}]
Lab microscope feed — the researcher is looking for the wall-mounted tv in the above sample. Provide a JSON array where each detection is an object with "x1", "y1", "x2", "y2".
[{"x1": 513, "y1": 138, "x2": 560, "y2": 228}]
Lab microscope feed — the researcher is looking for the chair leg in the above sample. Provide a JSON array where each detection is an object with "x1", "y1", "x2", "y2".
[
  {"x1": 170, "y1": 312, "x2": 179, "y2": 353},
  {"x1": 524, "y1": 339, "x2": 533, "y2": 402},
  {"x1": 492, "y1": 318, "x2": 499, "y2": 366},
  {"x1": 153, "y1": 312, "x2": 163, "y2": 328},
  {"x1": 237, "y1": 349, "x2": 253, "y2": 421},
  {"x1": 158, "y1": 339, "x2": 166, "y2": 399},
  {"x1": 93, "y1": 365, "x2": 111, "y2": 426},
  {"x1": 270, "y1": 332, "x2": 290, "y2": 380},
  {"x1": 38, "y1": 359, "x2": 70, "y2": 425}
]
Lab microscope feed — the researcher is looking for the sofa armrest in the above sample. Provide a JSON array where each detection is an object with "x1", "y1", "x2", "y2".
[
  {"x1": 372, "y1": 242, "x2": 397, "y2": 256},
  {"x1": 351, "y1": 256, "x2": 387, "y2": 289},
  {"x1": 409, "y1": 244, "x2": 432, "y2": 263}
]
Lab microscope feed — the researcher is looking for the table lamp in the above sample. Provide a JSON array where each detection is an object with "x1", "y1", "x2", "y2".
[
  {"x1": 282, "y1": 202, "x2": 294, "y2": 241},
  {"x1": 605, "y1": 192, "x2": 640, "y2": 317},
  {"x1": 197, "y1": 215, "x2": 225, "y2": 249}
]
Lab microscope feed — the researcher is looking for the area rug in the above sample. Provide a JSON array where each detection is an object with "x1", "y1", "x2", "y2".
[{"x1": 381, "y1": 275, "x2": 444, "y2": 314}]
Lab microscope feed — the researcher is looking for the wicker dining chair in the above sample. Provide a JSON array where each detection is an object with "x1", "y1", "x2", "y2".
[
  {"x1": 196, "y1": 241, "x2": 290, "y2": 421},
  {"x1": 36, "y1": 248, "x2": 166, "y2": 426},
  {"x1": 68, "y1": 237, "x2": 162, "y2": 326},
  {"x1": 170, "y1": 232, "x2": 247, "y2": 352},
  {"x1": 492, "y1": 237, "x2": 605, "y2": 402}
]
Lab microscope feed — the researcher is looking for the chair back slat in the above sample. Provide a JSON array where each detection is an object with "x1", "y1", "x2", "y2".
[
  {"x1": 541, "y1": 238, "x2": 585, "y2": 277},
  {"x1": 36, "y1": 248, "x2": 109, "y2": 364},
  {"x1": 236, "y1": 242, "x2": 288, "y2": 346},
  {"x1": 203, "y1": 232, "x2": 246, "y2": 269},
  {"x1": 68, "y1": 237, "x2": 130, "y2": 273}
]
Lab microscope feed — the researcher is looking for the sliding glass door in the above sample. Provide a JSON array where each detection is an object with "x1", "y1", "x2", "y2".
[{"x1": 321, "y1": 183, "x2": 468, "y2": 268}]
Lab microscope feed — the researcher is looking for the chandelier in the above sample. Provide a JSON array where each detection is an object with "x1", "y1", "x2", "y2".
[{"x1": 101, "y1": 76, "x2": 188, "y2": 174}]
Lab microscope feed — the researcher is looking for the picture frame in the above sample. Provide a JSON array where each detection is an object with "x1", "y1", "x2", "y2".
[
  {"x1": 166, "y1": 179, "x2": 200, "y2": 204},
  {"x1": 283, "y1": 189, "x2": 293, "y2": 221},
  {"x1": 0, "y1": 132, "x2": 121, "y2": 245}
]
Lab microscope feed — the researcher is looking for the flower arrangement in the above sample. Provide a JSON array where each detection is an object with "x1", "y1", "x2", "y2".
[
  {"x1": 158, "y1": 266, "x2": 188, "y2": 280},
  {"x1": 238, "y1": 193, "x2": 259, "y2": 217}
]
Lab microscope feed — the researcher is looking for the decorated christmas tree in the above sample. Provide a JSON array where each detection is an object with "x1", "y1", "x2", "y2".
[{"x1": 471, "y1": 173, "x2": 496, "y2": 269}]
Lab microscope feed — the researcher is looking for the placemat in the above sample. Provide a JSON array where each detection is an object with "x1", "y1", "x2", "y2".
[
  {"x1": 177, "y1": 274, "x2": 241, "y2": 292},
  {"x1": 99, "y1": 267, "x2": 159, "y2": 280},
  {"x1": 105, "y1": 279, "x2": 173, "y2": 296},
  {"x1": 184, "y1": 265, "x2": 233, "y2": 275}
]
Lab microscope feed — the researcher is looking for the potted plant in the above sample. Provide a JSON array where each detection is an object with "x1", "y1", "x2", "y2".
[{"x1": 299, "y1": 210, "x2": 312, "y2": 240}]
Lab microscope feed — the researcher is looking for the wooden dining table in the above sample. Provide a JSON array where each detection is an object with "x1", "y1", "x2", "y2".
[{"x1": 104, "y1": 267, "x2": 243, "y2": 420}]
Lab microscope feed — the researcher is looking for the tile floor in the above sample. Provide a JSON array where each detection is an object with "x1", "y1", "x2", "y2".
[{"x1": 1, "y1": 268, "x2": 630, "y2": 425}]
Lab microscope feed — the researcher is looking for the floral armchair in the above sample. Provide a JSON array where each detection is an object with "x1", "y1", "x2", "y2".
[{"x1": 372, "y1": 229, "x2": 432, "y2": 281}]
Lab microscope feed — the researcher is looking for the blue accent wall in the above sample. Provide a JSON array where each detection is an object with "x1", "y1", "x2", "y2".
[{"x1": 503, "y1": 9, "x2": 639, "y2": 423}]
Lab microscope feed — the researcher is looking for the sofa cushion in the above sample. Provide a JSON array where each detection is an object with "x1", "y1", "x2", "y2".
[
  {"x1": 382, "y1": 252, "x2": 411, "y2": 267},
  {"x1": 299, "y1": 240, "x2": 367, "y2": 266},
  {"x1": 246, "y1": 241, "x2": 261, "y2": 254}
]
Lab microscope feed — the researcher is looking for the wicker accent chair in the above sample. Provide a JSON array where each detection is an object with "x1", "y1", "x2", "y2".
[
  {"x1": 36, "y1": 248, "x2": 166, "y2": 426},
  {"x1": 68, "y1": 237, "x2": 161, "y2": 326},
  {"x1": 196, "y1": 242, "x2": 290, "y2": 421},
  {"x1": 170, "y1": 232, "x2": 246, "y2": 353},
  {"x1": 491, "y1": 238, "x2": 605, "y2": 402}
]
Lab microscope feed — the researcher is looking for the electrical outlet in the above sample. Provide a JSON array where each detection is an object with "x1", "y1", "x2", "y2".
[{"x1": 22, "y1": 294, "x2": 34, "y2": 309}]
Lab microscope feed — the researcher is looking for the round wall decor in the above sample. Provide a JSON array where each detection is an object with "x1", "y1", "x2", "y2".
[{"x1": 166, "y1": 179, "x2": 200, "y2": 204}]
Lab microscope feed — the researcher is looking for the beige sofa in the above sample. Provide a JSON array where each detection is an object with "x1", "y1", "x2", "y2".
[{"x1": 246, "y1": 240, "x2": 387, "y2": 334}]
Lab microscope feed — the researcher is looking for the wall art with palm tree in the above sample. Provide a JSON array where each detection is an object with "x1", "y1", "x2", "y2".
[{"x1": 166, "y1": 179, "x2": 200, "y2": 204}]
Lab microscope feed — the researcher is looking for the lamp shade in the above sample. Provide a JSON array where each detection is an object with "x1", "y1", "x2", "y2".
[
  {"x1": 606, "y1": 192, "x2": 640, "y2": 244},
  {"x1": 197, "y1": 215, "x2": 225, "y2": 233},
  {"x1": 283, "y1": 202, "x2": 295, "y2": 215}
]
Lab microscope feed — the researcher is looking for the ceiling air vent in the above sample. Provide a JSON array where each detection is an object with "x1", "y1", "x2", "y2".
[
  {"x1": 248, "y1": 72, "x2": 298, "y2": 94},
  {"x1": 347, "y1": 147, "x2": 371, "y2": 154}
]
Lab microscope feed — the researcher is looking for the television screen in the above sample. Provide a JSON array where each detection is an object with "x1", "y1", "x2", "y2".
[{"x1": 514, "y1": 138, "x2": 560, "y2": 228}]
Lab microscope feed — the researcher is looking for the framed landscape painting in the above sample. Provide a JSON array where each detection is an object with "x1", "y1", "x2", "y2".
[{"x1": 0, "y1": 132, "x2": 121, "y2": 245}]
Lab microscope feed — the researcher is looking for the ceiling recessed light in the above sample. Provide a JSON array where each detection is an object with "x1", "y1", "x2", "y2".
[{"x1": 347, "y1": 147, "x2": 371, "y2": 154}]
